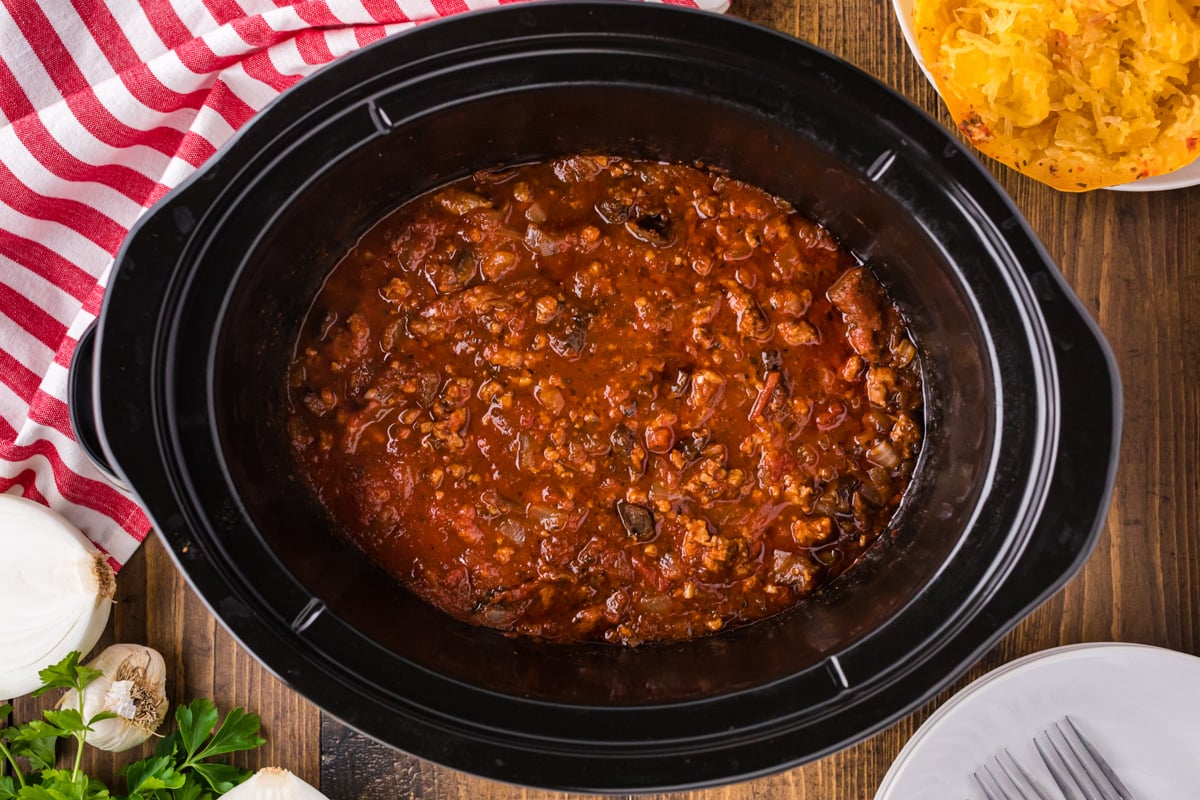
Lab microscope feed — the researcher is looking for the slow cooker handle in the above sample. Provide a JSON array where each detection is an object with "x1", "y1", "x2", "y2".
[{"x1": 68, "y1": 321, "x2": 123, "y2": 484}]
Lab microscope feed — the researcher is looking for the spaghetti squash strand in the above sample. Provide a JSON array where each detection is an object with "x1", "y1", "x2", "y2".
[{"x1": 914, "y1": 0, "x2": 1200, "y2": 189}]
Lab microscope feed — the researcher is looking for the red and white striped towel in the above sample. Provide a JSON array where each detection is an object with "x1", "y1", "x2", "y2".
[{"x1": 0, "y1": 0, "x2": 722, "y2": 569}]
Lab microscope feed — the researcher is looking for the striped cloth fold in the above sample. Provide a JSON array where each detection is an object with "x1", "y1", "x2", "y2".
[{"x1": 0, "y1": 0, "x2": 715, "y2": 569}]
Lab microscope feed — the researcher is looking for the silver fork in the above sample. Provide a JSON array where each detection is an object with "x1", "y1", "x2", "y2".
[
  {"x1": 973, "y1": 716, "x2": 1135, "y2": 800},
  {"x1": 973, "y1": 748, "x2": 1055, "y2": 800}
]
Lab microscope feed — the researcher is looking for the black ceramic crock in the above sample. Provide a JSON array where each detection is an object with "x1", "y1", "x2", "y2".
[{"x1": 70, "y1": 3, "x2": 1121, "y2": 792}]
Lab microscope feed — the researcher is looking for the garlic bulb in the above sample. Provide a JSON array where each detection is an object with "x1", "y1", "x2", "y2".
[
  {"x1": 58, "y1": 644, "x2": 168, "y2": 751},
  {"x1": 221, "y1": 768, "x2": 331, "y2": 800},
  {"x1": 0, "y1": 495, "x2": 115, "y2": 699}
]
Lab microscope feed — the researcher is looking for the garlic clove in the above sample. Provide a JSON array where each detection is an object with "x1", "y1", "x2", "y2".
[
  {"x1": 221, "y1": 768, "x2": 331, "y2": 800},
  {"x1": 59, "y1": 643, "x2": 169, "y2": 752},
  {"x1": 0, "y1": 495, "x2": 115, "y2": 699}
]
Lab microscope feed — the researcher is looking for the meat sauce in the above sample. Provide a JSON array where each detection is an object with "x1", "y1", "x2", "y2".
[{"x1": 286, "y1": 156, "x2": 923, "y2": 645}]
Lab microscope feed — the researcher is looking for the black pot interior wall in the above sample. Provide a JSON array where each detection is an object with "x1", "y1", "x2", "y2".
[{"x1": 213, "y1": 85, "x2": 994, "y2": 705}]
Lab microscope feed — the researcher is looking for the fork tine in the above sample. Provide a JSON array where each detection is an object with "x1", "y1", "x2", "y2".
[
  {"x1": 969, "y1": 767, "x2": 1017, "y2": 800},
  {"x1": 1065, "y1": 716, "x2": 1135, "y2": 800},
  {"x1": 986, "y1": 763, "x2": 1022, "y2": 800},
  {"x1": 974, "y1": 769, "x2": 1007, "y2": 800},
  {"x1": 1054, "y1": 721, "x2": 1122, "y2": 800},
  {"x1": 1035, "y1": 734, "x2": 1087, "y2": 800},
  {"x1": 1048, "y1": 724, "x2": 1109, "y2": 799},
  {"x1": 991, "y1": 756, "x2": 1034, "y2": 800},
  {"x1": 997, "y1": 749, "x2": 1054, "y2": 800}
]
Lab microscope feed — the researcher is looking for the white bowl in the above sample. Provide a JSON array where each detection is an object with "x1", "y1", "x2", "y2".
[{"x1": 890, "y1": 0, "x2": 1200, "y2": 192}]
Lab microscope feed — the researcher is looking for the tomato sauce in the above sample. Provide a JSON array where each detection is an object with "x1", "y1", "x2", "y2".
[{"x1": 287, "y1": 156, "x2": 922, "y2": 645}]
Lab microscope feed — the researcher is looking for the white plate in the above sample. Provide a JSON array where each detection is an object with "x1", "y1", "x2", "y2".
[
  {"x1": 875, "y1": 643, "x2": 1200, "y2": 799},
  {"x1": 889, "y1": 0, "x2": 1200, "y2": 192}
]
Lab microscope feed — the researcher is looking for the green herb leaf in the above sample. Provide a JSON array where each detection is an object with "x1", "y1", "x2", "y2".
[
  {"x1": 74, "y1": 669, "x2": 103, "y2": 693},
  {"x1": 81, "y1": 777, "x2": 112, "y2": 800},
  {"x1": 171, "y1": 775, "x2": 210, "y2": 800},
  {"x1": 6, "y1": 725, "x2": 57, "y2": 771},
  {"x1": 22, "y1": 739, "x2": 57, "y2": 773},
  {"x1": 185, "y1": 764, "x2": 246, "y2": 797},
  {"x1": 21, "y1": 772, "x2": 110, "y2": 800},
  {"x1": 39, "y1": 711, "x2": 85, "y2": 737},
  {"x1": 32, "y1": 654, "x2": 102, "y2": 698},
  {"x1": 192, "y1": 709, "x2": 262, "y2": 762},
  {"x1": 19, "y1": 769, "x2": 86, "y2": 800},
  {"x1": 11, "y1": 658, "x2": 268, "y2": 800},
  {"x1": 14, "y1": 785, "x2": 62, "y2": 800},
  {"x1": 85, "y1": 713, "x2": 117, "y2": 728},
  {"x1": 152, "y1": 733, "x2": 178, "y2": 761},
  {"x1": 123, "y1": 756, "x2": 186, "y2": 798},
  {"x1": 172, "y1": 702, "x2": 217, "y2": 763},
  {"x1": 120, "y1": 701, "x2": 263, "y2": 799},
  {"x1": 13, "y1": 721, "x2": 72, "y2": 743}
]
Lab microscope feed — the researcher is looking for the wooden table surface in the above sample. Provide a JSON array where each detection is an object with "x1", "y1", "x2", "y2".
[{"x1": 17, "y1": 0, "x2": 1199, "y2": 797}]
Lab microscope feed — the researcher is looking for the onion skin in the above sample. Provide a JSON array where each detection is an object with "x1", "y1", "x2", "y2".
[
  {"x1": 0, "y1": 496, "x2": 115, "y2": 699},
  {"x1": 221, "y1": 768, "x2": 331, "y2": 800}
]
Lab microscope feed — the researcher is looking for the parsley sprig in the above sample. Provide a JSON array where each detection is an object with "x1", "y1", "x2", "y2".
[
  {"x1": 0, "y1": 653, "x2": 265, "y2": 800},
  {"x1": 122, "y1": 700, "x2": 264, "y2": 800}
]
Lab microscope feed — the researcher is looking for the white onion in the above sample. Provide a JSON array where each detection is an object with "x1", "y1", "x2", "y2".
[
  {"x1": 0, "y1": 495, "x2": 115, "y2": 699},
  {"x1": 498, "y1": 518, "x2": 527, "y2": 545},
  {"x1": 221, "y1": 768, "x2": 330, "y2": 800},
  {"x1": 867, "y1": 441, "x2": 902, "y2": 469},
  {"x1": 527, "y1": 503, "x2": 567, "y2": 532}
]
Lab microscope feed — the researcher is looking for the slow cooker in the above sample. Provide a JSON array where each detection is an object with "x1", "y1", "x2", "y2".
[{"x1": 70, "y1": 3, "x2": 1121, "y2": 792}]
